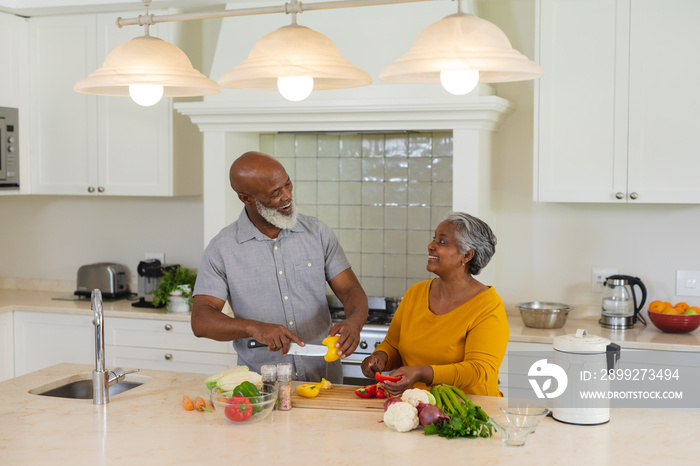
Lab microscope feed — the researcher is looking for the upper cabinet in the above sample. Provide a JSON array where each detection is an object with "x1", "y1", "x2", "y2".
[
  {"x1": 28, "y1": 11, "x2": 202, "y2": 196},
  {"x1": 535, "y1": 0, "x2": 700, "y2": 203}
]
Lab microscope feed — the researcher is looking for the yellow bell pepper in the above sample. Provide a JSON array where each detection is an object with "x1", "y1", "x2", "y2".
[
  {"x1": 322, "y1": 336, "x2": 340, "y2": 362},
  {"x1": 296, "y1": 383, "x2": 322, "y2": 398},
  {"x1": 320, "y1": 378, "x2": 332, "y2": 389}
]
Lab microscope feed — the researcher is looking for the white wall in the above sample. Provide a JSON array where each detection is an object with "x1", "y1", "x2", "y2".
[{"x1": 0, "y1": 195, "x2": 204, "y2": 286}]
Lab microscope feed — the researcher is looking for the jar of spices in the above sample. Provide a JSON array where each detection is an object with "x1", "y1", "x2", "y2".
[
  {"x1": 261, "y1": 364, "x2": 277, "y2": 392},
  {"x1": 276, "y1": 362, "x2": 292, "y2": 411}
]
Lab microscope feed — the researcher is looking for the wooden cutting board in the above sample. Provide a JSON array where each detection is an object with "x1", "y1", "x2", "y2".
[{"x1": 291, "y1": 384, "x2": 386, "y2": 412}]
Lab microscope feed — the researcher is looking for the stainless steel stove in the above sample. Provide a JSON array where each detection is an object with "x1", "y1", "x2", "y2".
[{"x1": 329, "y1": 296, "x2": 399, "y2": 385}]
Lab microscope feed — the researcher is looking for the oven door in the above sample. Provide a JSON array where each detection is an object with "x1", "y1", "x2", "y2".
[{"x1": 340, "y1": 353, "x2": 376, "y2": 386}]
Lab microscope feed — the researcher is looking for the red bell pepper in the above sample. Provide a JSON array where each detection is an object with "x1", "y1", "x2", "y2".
[
  {"x1": 375, "y1": 373, "x2": 402, "y2": 383},
  {"x1": 374, "y1": 384, "x2": 388, "y2": 399},
  {"x1": 354, "y1": 384, "x2": 377, "y2": 398},
  {"x1": 224, "y1": 396, "x2": 253, "y2": 422}
]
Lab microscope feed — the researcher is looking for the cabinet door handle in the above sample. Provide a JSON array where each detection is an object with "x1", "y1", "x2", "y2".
[
  {"x1": 615, "y1": 192, "x2": 624, "y2": 200},
  {"x1": 629, "y1": 192, "x2": 638, "y2": 200},
  {"x1": 97, "y1": 186, "x2": 105, "y2": 193},
  {"x1": 88, "y1": 186, "x2": 95, "y2": 193},
  {"x1": 164, "y1": 324, "x2": 172, "y2": 331},
  {"x1": 164, "y1": 353, "x2": 172, "y2": 360}
]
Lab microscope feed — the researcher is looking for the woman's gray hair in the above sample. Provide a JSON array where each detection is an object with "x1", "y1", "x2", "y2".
[{"x1": 445, "y1": 211, "x2": 497, "y2": 276}]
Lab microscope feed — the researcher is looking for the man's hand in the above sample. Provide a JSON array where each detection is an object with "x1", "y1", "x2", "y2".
[
  {"x1": 251, "y1": 322, "x2": 303, "y2": 355},
  {"x1": 328, "y1": 320, "x2": 362, "y2": 358}
]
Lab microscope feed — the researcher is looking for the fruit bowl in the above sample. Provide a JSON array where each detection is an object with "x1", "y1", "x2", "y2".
[
  {"x1": 210, "y1": 383, "x2": 277, "y2": 425},
  {"x1": 648, "y1": 311, "x2": 700, "y2": 333}
]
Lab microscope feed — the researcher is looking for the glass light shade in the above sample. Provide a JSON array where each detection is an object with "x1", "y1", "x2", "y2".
[
  {"x1": 440, "y1": 69, "x2": 479, "y2": 95},
  {"x1": 380, "y1": 12, "x2": 544, "y2": 85},
  {"x1": 129, "y1": 83, "x2": 164, "y2": 106},
  {"x1": 277, "y1": 76, "x2": 314, "y2": 101},
  {"x1": 74, "y1": 35, "x2": 220, "y2": 98},
  {"x1": 218, "y1": 24, "x2": 371, "y2": 92}
]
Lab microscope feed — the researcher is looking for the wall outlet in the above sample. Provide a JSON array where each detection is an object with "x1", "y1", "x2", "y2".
[
  {"x1": 145, "y1": 252, "x2": 165, "y2": 263},
  {"x1": 592, "y1": 268, "x2": 618, "y2": 292},
  {"x1": 676, "y1": 270, "x2": 700, "y2": 297}
]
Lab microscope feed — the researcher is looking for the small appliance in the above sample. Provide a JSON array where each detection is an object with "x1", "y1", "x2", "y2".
[
  {"x1": 75, "y1": 263, "x2": 129, "y2": 299},
  {"x1": 131, "y1": 259, "x2": 179, "y2": 308},
  {"x1": 552, "y1": 329, "x2": 620, "y2": 425},
  {"x1": 0, "y1": 107, "x2": 19, "y2": 188},
  {"x1": 599, "y1": 274, "x2": 647, "y2": 329}
]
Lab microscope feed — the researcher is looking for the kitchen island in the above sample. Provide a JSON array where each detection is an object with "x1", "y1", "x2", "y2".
[{"x1": 0, "y1": 363, "x2": 696, "y2": 465}]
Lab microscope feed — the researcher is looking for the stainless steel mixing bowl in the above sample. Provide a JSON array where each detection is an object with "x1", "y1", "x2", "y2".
[{"x1": 518, "y1": 302, "x2": 573, "y2": 329}]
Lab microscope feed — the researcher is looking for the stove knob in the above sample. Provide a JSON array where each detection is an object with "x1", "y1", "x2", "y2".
[
  {"x1": 359, "y1": 341, "x2": 368, "y2": 350},
  {"x1": 374, "y1": 341, "x2": 381, "y2": 348}
]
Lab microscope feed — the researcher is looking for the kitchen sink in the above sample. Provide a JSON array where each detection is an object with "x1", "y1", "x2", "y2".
[{"x1": 30, "y1": 373, "x2": 150, "y2": 400}]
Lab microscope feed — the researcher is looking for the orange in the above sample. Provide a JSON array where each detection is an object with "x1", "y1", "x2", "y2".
[
  {"x1": 674, "y1": 302, "x2": 690, "y2": 311},
  {"x1": 662, "y1": 307, "x2": 681, "y2": 315},
  {"x1": 687, "y1": 306, "x2": 700, "y2": 313},
  {"x1": 648, "y1": 301, "x2": 666, "y2": 313}
]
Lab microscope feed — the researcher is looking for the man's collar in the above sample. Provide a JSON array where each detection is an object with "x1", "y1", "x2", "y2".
[{"x1": 236, "y1": 208, "x2": 303, "y2": 243}]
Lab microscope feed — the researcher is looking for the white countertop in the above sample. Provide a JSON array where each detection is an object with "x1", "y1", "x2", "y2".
[
  {"x1": 2, "y1": 288, "x2": 699, "y2": 352},
  {"x1": 0, "y1": 363, "x2": 696, "y2": 465}
]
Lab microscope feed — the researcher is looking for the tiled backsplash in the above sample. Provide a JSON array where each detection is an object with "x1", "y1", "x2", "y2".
[{"x1": 260, "y1": 131, "x2": 453, "y2": 297}]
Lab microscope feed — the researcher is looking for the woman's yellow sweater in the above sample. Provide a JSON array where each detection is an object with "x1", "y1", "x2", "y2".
[{"x1": 374, "y1": 279, "x2": 509, "y2": 396}]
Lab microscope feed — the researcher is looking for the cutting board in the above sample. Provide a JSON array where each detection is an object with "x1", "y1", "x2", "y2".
[{"x1": 291, "y1": 384, "x2": 386, "y2": 412}]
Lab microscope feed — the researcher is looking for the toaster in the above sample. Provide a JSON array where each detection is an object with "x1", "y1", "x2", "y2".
[{"x1": 75, "y1": 263, "x2": 130, "y2": 299}]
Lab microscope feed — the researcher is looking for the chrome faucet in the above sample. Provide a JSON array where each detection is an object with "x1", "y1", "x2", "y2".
[{"x1": 91, "y1": 289, "x2": 139, "y2": 405}]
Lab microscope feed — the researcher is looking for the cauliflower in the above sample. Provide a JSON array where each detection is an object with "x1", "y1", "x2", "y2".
[
  {"x1": 383, "y1": 402, "x2": 419, "y2": 432},
  {"x1": 401, "y1": 388, "x2": 433, "y2": 407}
]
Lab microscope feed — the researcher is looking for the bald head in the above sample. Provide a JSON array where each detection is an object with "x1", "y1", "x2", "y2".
[{"x1": 230, "y1": 151, "x2": 286, "y2": 195}]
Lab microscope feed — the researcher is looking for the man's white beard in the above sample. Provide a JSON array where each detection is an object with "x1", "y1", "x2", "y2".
[{"x1": 255, "y1": 199, "x2": 298, "y2": 230}]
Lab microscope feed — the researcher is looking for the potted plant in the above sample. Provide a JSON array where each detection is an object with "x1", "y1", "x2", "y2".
[{"x1": 150, "y1": 265, "x2": 198, "y2": 313}]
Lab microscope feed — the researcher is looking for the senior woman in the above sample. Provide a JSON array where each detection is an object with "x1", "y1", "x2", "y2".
[{"x1": 361, "y1": 211, "x2": 509, "y2": 397}]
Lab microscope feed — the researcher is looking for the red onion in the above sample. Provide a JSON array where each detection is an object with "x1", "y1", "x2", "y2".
[
  {"x1": 417, "y1": 403, "x2": 449, "y2": 426},
  {"x1": 383, "y1": 397, "x2": 403, "y2": 411}
]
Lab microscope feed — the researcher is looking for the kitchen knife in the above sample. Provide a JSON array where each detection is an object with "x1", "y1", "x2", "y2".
[{"x1": 247, "y1": 340, "x2": 328, "y2": 357}]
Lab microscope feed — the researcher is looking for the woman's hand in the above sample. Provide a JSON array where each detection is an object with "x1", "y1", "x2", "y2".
[
  {"x1": 361, "y1": 351, "x2": 388, "y2": 379},
  {"x1": 378, "y1": 366, "x2": 433, "y2": 396}
]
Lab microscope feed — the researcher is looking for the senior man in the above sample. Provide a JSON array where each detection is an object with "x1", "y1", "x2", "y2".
[{"x1": 191, "y1": 151, "x2": 368, "y2": 383}]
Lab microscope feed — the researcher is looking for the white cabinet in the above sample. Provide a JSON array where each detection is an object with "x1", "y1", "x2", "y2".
[
  {"x1": 104, "y1": 317, "x2": 237, "y2": 374},
  {"x1": 13, "y1": 311, "x2": 94, "y2": 377},
  {"x1": 499, "y1": 341, "x2": 552, "y2": 399},
  {"x1": 535, "y1": 0, "x2": 700, "y2": 203},
  {"x1": 0, "y1": 313, "x2": 14, "y2": 382},
  {"x1": 28, "y1": 11, "x2": 202, "y2": 196},
  {"x1": 0, "y1": 12, "x2": 28, "y2": 109}
]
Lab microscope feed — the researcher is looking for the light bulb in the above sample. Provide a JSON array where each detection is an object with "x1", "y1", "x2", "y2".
[
  {"x1": 277, "y1": 76, "x2": 314, "y2": 102},
  {"x1": 440, "y1": 69, "x2": 479, "y2": 96},
  {"x1": 129, "y1": 84, "x2": 164, "y2": 106}
]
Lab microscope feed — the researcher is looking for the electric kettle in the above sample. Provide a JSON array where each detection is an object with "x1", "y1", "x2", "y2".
[{"x1": 599, "y1": 274, "x2": 647, "y2": 329}]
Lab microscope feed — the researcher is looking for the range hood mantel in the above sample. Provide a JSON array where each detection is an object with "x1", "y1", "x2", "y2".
[{"x1": 175, "y1": 95, "x2": 514, "y2": 247}]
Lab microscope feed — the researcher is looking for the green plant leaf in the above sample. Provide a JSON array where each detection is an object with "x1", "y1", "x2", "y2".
[{"x1": 150, "y1": 265, "x2": 198, "y2": 307}]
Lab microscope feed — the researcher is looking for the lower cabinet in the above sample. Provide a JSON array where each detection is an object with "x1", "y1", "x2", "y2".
[
  {"x1": 13, "y1": 311, "x2": 94, "y2": 377},
  {"x1": 11, "y1": 311, "x2": 237, "y2": 379},
  {"x1": 0, "y1": 312, "x2": 14, "y2": 382},
  {"x1": 103, "y1": 317, "x2": 237, "y2": 374},
  {"x1": 499, "y1": 341, "x2": 552, "y2": 399}
]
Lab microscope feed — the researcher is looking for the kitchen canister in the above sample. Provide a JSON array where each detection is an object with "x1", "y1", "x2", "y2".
[{"x1": 552, "y1": 329, "x2": 620, "y2": 425}]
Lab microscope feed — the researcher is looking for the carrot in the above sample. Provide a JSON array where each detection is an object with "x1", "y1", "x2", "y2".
[
  {"x1": 195, "y1": 396, "x2": 212, "y2": 413},
  {"x1": 182, "y1": 394, "x2": 194, "y2": 411}
]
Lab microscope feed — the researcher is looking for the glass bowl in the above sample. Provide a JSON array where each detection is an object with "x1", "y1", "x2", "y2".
[
  {"x1": 489, "y1": 413, "x2": 543, "y2": 447},
  {"x1": 499, "y1": 405, "x2": 550, "y2": 432},
  {"x1": 210, "y1": 383, "x2": 278, "y2": 425}
]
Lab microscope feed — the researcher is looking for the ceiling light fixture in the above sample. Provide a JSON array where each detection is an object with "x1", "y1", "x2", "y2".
[
  {"x1": 74, "y1": 0, "x2": 220, "y2": 106},
  {"x1": 379, "y1": 0, "x2": 544, "y2": 95},
  {"x1": 217, "y1": 0, "x2": 371, "y2": 102}
]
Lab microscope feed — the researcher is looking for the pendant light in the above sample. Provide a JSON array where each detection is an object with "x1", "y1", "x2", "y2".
[
  {"x1": 379, "y1": 0, "x2": 543, "y2": 95},
  {"x1": 74, "y1": 0, "x2": 220, "y2": 106},
  {"x1": 217, "y1": 2, "x2": 371, "y2": 102}
]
